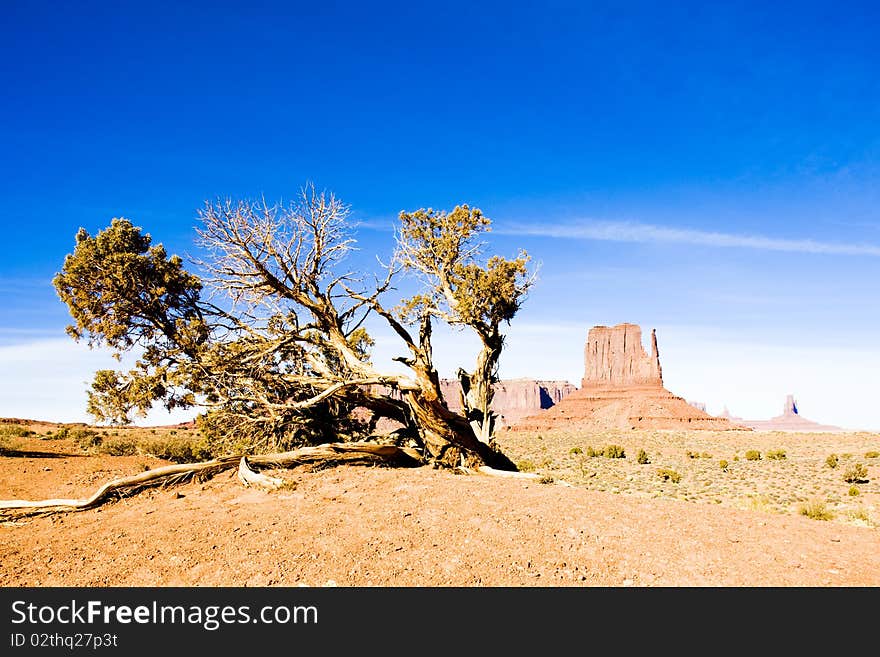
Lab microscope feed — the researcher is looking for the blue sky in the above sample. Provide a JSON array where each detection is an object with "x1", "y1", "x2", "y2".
[{"x1": 2, "y1": 1, "x2": 879, "y2": 429}]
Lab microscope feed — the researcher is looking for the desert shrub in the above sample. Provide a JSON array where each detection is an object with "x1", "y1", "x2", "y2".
[
  {"x1": 766, "y1": 449, "x2": 786, "y2": 460},
  {"x1": 603, "y1": 444, "x2": 625, "y2": 459},
  {"x1": 585, "y1": 446, "x2": 599, "y2": 457},
  {"x1": 539, "y1": 456, "x2": 554, "y2": 468},
  {"x1": 656, "y1": 468, "x2": 681, "y2": 483},
  {"x1": 848, "y1": 485, "x2": 860, "y2": 497},
  {"x1": 847, "y1": 508, "x2": 871, "y2": 524},
  {"x1": 140, "y1": 434, "x2": 213, "y2": 463},
  {"x1": 865, "y1": 451, "x2": 879, "y2": 459},
  {"x1": 0, "y1": 434, "x2": 22, "y2": 455},
  {"x1": 538, "y1": 474, "x2": 555, "y2": 484},
  {"x1": 826, "y1": 454, "x2": 839, "y2": 469},
  {"x1": 56, "y1": 426, "x2": 102, "y2": 450},
  {"x1": 569, "y1": 446, "x2": 583, "y2": 455},
  {"x1": 0, "y1": 424, "x2": 34, "y2": 438},
  {"x1": 843, "y1": 463, "x2": 868, "y2": 484},
  {"x1": 744, "y1": 450, "x2": 761, "y2": 461},
  {"x1": 799, "y1": 499, "x2": 834, "y2": 521},
  {"x1": 517, "y1": 460, "x2": 536, "y2": 473},
  {"x1": 97, "y1": 437, "x2": 139, "y2": 456},
  {"x1": 733, "y1": 455, "x2": 739, "y2": 461},
  {"x1": 719, "y1": 459, "x2": 729, "y2": 470},
  {"x1": 637, "y1": 448, "x2": 649, "y2": 465},
  {"x1": 686, "y1": 450, "x2": 698, "y2": 459}
]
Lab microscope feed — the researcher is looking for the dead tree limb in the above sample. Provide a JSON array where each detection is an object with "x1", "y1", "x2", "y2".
[{"x1": 0, "y1": 442, "x2": 422, "y2": 517}]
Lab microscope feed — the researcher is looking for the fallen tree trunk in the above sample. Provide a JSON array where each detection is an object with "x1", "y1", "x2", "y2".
[{"x1": 0, "y1": 442, "x2": 422, "y2": 516}]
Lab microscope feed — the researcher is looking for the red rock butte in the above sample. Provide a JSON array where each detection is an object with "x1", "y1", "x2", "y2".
[{"x1": 512, "y1": 322, "x2": 743, "y2": 431}]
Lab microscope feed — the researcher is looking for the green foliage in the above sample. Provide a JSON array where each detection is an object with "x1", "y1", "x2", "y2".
[
  {"x1": 396, "y1": 205, "x2": 533, "y2": 330},
  {"x1": 603, "y1": 444, "x2": 625, "y2": 459},
  {"x1": 766, "y1": 449, "x2": 786, "y2": 460},
  {"x1": 843, "y1": 463, "x2": 868, "y2": 484},
  {"x1": 52, "y1": 218, "x2": 206, "y2": 353},
  {"x1": 656, "y1": 468, "x2": 682, "y2": 483},
  {"x1": 799, "y1": 499, "x2": 834, "y2": 521},
  {"x1": 719, "y1": 459, "x2": 729, "y2": 470},
  {"x1": 744, "y1": 450, "x2": 761, "y2": 461},
  {"x1": 826, "y1": 454, "x2": 839, "y2": 469},
  {"x1": 637, "y1": 448, "x2": 649, "y2": 465},
  {"x1": 52, "y1": 218, "x2": 207, "y2": 424},
  {"x1": 848, "y1": 485, "x2": 860, "y2": 497}
]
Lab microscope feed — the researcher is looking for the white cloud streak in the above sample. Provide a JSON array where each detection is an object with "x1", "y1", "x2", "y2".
[{"x1": 497, "y1": 220, "x2": 880, "y2": 256}]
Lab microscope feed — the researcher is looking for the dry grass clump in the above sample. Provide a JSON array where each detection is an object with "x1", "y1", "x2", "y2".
[
  {"x1": 842, "y1": 463, "x2": 869, "y2": 484},
  {"x1": 656, "y1": 468, "x2": 681, "y2": 483},
  {"x1": 744, "y1": 450, "x2": 761, "y2": 461},
  {"x1": 799, "y1": 499, "x2": 834, "y2": 521}
]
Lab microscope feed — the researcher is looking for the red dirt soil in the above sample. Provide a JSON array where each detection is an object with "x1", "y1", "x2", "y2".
[{"x1": 2, "y1": 432, "x2": 879, "y2": 587}]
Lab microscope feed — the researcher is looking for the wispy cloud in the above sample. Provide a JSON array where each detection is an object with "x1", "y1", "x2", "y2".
[{"x1": 496, "y1": 220, "x2": 880, "y2": 256}]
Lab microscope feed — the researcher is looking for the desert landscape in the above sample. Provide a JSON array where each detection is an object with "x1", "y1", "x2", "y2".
[
  {"x1": 2, "y1": 323, "x2": 877, "y2": 587},
  {"x1": 3, "y1": 4, "x2": 879, "y2": 599}
]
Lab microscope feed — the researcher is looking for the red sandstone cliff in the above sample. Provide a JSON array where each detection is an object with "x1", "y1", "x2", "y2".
[
  {"x1": 511, "y1": 323, "x2": 744, "y2": 432},
  {"x1": 440, "y1": 378, "x2": 576, "y2": 427}
]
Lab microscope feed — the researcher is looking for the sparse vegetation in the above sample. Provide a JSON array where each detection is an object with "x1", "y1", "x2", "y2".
[
  {"x1": 569, "y1": 446, "x2": 583, "y2": 455},
  {"x1": 0, "y1": 424, "x2": 34, "y2": 438},
  {"x1": 96, "y1": 436, "x2": 139, "y2": 456},
  {"x1": 516, "y1": 460, "x2": 536, "y2": 473},
  {"x1": 637, "y1": 448, "x2": 649, "y2": 465},
  {"x1": 538, "y1": 474, "x2": 555, "y2": 484},
  {"x1": 744, "y1": 450, "x2": 761, "y2": 461},
  {"x1": 865, "y1": 451, "x2": 879, "y2": 459},
  {"x1": 766, "y1": 449, "x2": 786, "y2": 460},
  {"x1": 719, "y1": 459, "x2": 729, "y2": 471},
  {"x1": 843, "y1": 463, "x2": 868, "y2": 484},
  {"x1": 847, "y1": 508, "x2": 872, "y2": 525},
  {"x1": 826, "y1": 454, "x2": 839, "y2": 469},
  {"x1": 656, "y1": 468, "x2": 681, "y2": 483},
  {"x1": 56, "y1": 426, "x2": 103, "y2": 450},
  {"x1": 584, "y1": 444, "x2": 625, "y2": 458},
  {"x1": 848, "y1": 485, "x2": 860, "y2": 496},
  {"x1": 799, "y1": 499, "x2": 834, "y2": 521}
]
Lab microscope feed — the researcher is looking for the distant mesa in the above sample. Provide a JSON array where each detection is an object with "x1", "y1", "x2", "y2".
[
  {"x1": 510, "y1": 323, "x2": 744, "y2": 431},
  {"x1": 723, "y1": 394, "x2": 844, "y2": 433},
  {"x1": 440, "y1": 379, "x2": 576, "y2": 428}
]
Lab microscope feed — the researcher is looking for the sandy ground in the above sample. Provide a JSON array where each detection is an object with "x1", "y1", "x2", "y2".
[{"x1": 2, "y1": 428, "x2": 879, "y2": 587}]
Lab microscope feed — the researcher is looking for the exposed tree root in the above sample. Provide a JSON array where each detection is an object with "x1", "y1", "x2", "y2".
[
  {"x1": 0, "y1": 442, "x2": 423, "y2": 517},
  {"x1": 475, "y1": 465, "x2": 541, "y2": 480}
]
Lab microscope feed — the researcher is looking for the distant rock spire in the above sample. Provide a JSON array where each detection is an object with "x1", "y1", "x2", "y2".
[{"x1": 784, "y1": 394, "x2": 798, "y2": 416}]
